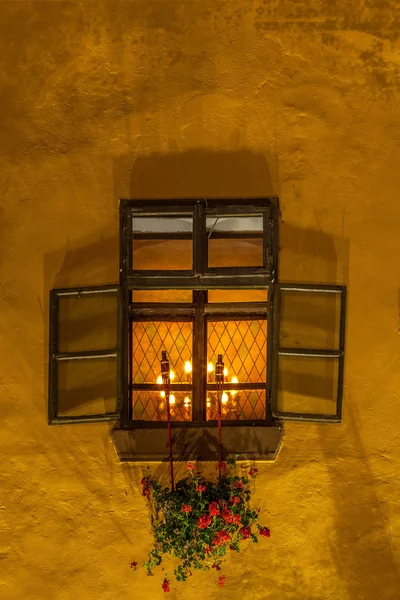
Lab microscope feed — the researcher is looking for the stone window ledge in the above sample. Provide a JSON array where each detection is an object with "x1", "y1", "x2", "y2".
[{"x1": 111, "y1": 424, "x2": 283, "y2": 462}]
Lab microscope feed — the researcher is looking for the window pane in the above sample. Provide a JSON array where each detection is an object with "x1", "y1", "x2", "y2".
[
  {"x1": 58, "y1": 291, "x2": 117, "y2": 353},
  {"x1": 132, "y1": 290, "x2": 192, "y2": 302},
  {"x1": 208, "y1": 238, "x2": 263, "y2": 268},
  {"x1": 133, "y1": 239, "x2": 193, "y2": 271},
  {"x1": 206, "y1": 215, "x2": 263, "y2": 233},
  {"x1": 132, "y1": 321, "x2": 193, "y2": 384},
  {"x1": 207, "y1": 320, "x2": 267, "y2": 384},
  {"x1": 57, "y1": 358, "x2": 117, "y2": 417},
  {"x1": 278, "y1": 356, "x2": 338, "y2": 415},
  {"x1": 206, "y1": 390, "x2": 266, "y2": 421},
  {"x1": 133, "y1": 216, "x2": 192, "y2": 233},
  {"x1": 280, "y1": 291, "x2": 341, "y2": 350},
  {"x1": 208, "y1": 289, "x2": 268, "y2": 303},
  {"x1": 132, "y1": 391, "x2": 192, "y2": 421},
  {"x1": 207, "y1": 214, "x2": 263, "y2": 268},
  {"x1": 132, "y1": 216, "x2": 193, "y2": 271}
]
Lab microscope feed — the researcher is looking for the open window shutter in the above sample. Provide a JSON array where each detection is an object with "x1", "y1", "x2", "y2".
[
  {"x1": 48, "y1": 285, "x2": 121, "y2": 424},
  {"x1": 272, "y1": 283, "x2": 346, "y2": 422}
]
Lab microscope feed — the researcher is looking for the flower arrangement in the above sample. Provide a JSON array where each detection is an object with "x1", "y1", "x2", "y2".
[{"x1": 131, "y1": 458, "x2": 270, "y2": 591}]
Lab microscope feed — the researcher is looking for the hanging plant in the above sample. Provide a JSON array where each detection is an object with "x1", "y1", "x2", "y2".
[
  {"x1": 133, "y1": 459, "x2": 270, "y2": 591},
  {"x1": 130, "y1": 352, "x2": 271, "y2": 591}
]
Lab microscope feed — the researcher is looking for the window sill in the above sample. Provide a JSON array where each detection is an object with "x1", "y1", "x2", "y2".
[{"x1": 111, "y1": 423, "x2": 283, "y2": 462}]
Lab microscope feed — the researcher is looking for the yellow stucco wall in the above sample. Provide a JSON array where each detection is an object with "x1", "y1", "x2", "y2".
[{"x1": 2, "y1": 1, "x2": 400, "y2": 598}]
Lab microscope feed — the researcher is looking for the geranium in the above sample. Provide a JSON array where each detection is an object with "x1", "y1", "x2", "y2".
[
  {"x1": 212, "y1": 563, "x2": 221, "y2": 571},
  {"x1": 136, "y1": 457, "x2": 270, "y2": 587},
  {"x1": 218, "y1": 575, "x2": 227, "y2": 587},
  {"x1": 208, "y1": 501, "x2": 220, "y2": 516},
  {"x1": 141, "y1": 476, "x2": 153, "y2": 499},
  {"x1": 248, "y1": 468, "x2": 258, "y2": 478},
  {"x1": 186, "y1": 462, "x2": 196, "y2": 471},
  {"x1": 215, "y1": 461, "x2": 228, "y2": 472},
  {"x1": 229, "y1": 495, "x2": 241, "y2": 505},
  {"x1": 212, "y1": 530, "x2": 231, "y2": 546},
  {"x1": 197, "y1": 514, "x2": 212, "y2": 529},
  {"x1": 221, "y1": 508, "x2": 232, "y2": 522},
  {"x1": 259, "y1": 527, "x2": 271, "y2": 538},
  {"x1": 240, "y1": 526, "x2": 251, "y2": 539},
  {"x1": 130, "y1": 561, "x2": 137, "y2": 569}
]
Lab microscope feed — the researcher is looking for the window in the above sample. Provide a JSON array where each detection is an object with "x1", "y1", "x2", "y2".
[{"x1": 48, "y1": 199, "x2": 346, "y2": 458}]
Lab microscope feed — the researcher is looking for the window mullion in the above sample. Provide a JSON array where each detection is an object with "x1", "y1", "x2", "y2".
[
  {"x1": 192, "y1": 290, "x2": 207, "y2": 421},
  {"x1": 193, "y1": 202, "x2": 206, "y2": 276}
]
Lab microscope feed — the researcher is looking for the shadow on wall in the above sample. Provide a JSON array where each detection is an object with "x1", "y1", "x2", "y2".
[
  {"x1": 319, "y1": 405, "x2": 400, "y2": 600},
  {"x1": 126, "y1": 149, "x2": 278, "y2": 198}
]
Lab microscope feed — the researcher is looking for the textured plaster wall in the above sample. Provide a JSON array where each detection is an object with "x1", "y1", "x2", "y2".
[{"x1": 1, "y1": 1, "x2": 400, "y2": 599}]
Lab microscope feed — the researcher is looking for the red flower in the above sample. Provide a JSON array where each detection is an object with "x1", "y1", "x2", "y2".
[
  {"x1": 181, "y1": 504, "x2": 192, "y2": 513},
  {"x1": 212, "y1": 563, "x2": 222, "y2": 571},
  {"x1": 141, "y1": 476, "x2": 153, "y2": 499},
  {"x1": 130, "y1": 561, "x2": 137, "y2": 569},
  {"x1": 198, "y1": 514, "x2": 212, "y2": 529},
  {"x1": 231, "y1": 514, "x2": 241, "y2": 525},
  {"x1": 186, "y1": 462, "x2": 195, "y2": 471},
  {"x1": 162, "y1": 578, "x2": 170, "y2": 592},
  {"x1": 215, "y1": 461, "x2": 228, "y2": 472},
  {"x1": 259, "y1": 527, "x2": 271, "y2": 538},
  {"x1": 218, "y1": 575, "x2": 226, "y2": 587},
  {"x1": 142, "y1": 487, "x2": 151, "y2": 498},
  {"x1": 221, "y1": 508, "x2": 232, "y2": 522},
  {"x1": 196, "y1": 484, "x2": 206, "y2": 493},
  {"x1": 209, "y1": 501, "x2": 220, "y2": 517},
  {"x1": 249, "y1": 467, "x2": 258, "y2": 478},
  {"x1": 240, "y1": 526, "x2": 251, "y2": 539},
  {"x1": 213, "y1": 537, "x2": 223, "y2": 547},
  {"x1": 229, "y1": 495, "x2": 241, "y2": 505},
  {"x1": 204, "y1": 545, "x2": 213, "y2": 555},
  {"x1": 234, "y1": 480, "x2": 244, "y2": 490},
  {"x1": 212, "y1": 530, "x2": 231, "y2": 546}
]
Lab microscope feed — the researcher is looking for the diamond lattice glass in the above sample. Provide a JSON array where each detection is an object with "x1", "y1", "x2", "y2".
[{"x1": 132, "y1": 321, "x2": 193, "y2": 384}]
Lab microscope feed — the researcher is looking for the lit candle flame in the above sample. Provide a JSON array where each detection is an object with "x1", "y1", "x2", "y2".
[
  {"x1": 221, "y1": 392, "x2": 229, "y2": 404},
  {"x1": 169, "y1": 394, "x2": 176, "y2": 405},
  {"x1": 207, "y1": 363, "x2": 214, "y2": 373},
  {"x1": 170, "y1": 370, "x2": 175, "y2": 381},
  {"x1": 157, "y1": 375, "x2": 163, "y2": 385},
  {"x1": 184, "y1": 361, "x2": 192, "y2": 373},
  {"x1": 223, "y1": 367, "x2": 228, "y2": 377},
  {"x1": 184, "y1": 396, "x2": 191, "y2": 405},
  {"x1": 160, "y1": 390, "x2": 165, "y2": 398},
  {"x1": 231, "y1": 376, "x2": 238, "y2": 396}
]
